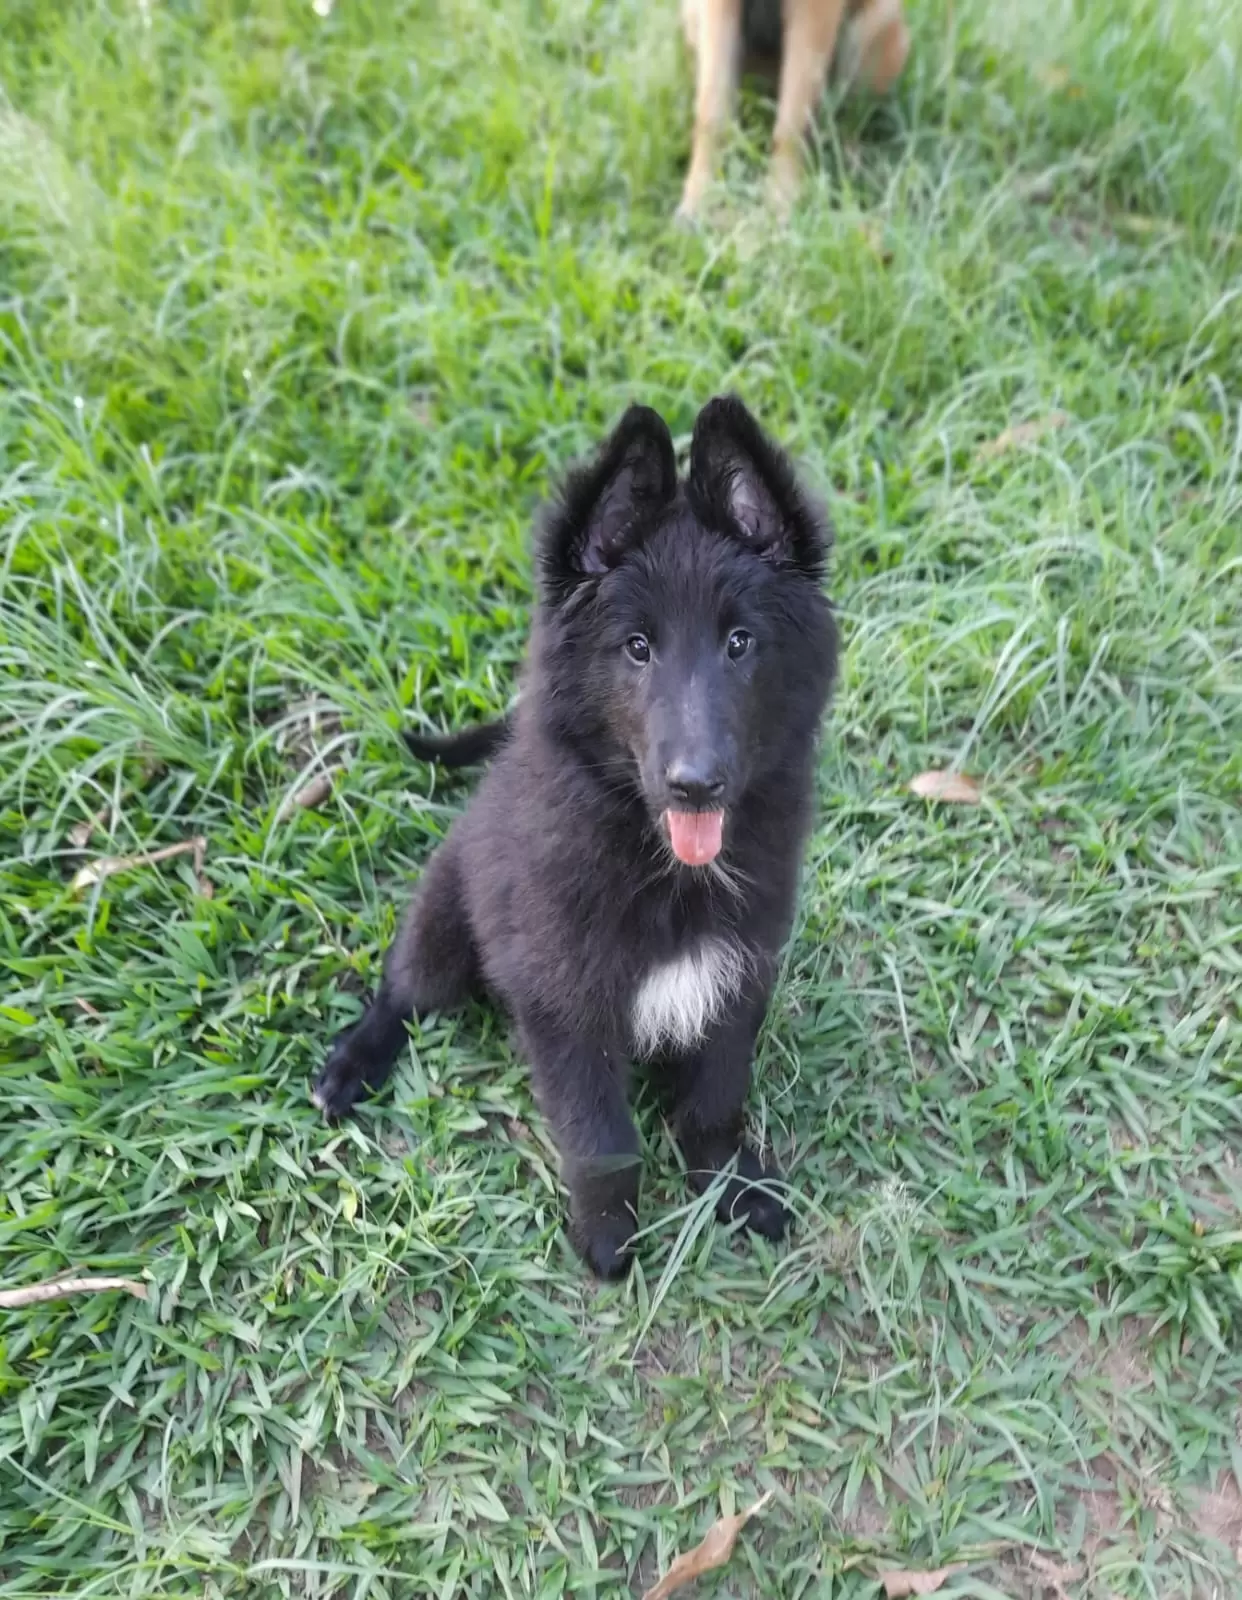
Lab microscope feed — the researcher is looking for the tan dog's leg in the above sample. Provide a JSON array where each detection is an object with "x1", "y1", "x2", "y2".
[
  {"x1": 677, "y1": 0, "x2": 742, "y2": 222},
  {"x1": 836, "y1": 0, "x2": 909, "y2": 94},
  {"x1": 767, "y1": 0, "x2": 847, "y2": 215}
]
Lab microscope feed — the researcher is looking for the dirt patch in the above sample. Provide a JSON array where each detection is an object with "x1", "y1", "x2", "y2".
[
  {"x1": 634, "y1": 1324, "x2": 698, "y2": 1383},
  {"x1": 1190, "y1": 1473, "x2": 1242, "y2": 1564},
  {"x1": 1098, "y1": 1319, "x2": 1154, "y2": 1395},
  {"x1": 839, "y1": 1478, "x2": 891, "y2": 1541},
  {"x1": 1054, "y1": 1313, "x2": 1155, "y2": 1394},
  {"x1": 1058, "y1": 1450, "x2": 1127, "y2": 1565}
]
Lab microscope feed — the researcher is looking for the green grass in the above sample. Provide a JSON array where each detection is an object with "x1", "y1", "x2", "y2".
[{"x1": 2, "y1": 0, "x2": 1241, "y2": 1594}]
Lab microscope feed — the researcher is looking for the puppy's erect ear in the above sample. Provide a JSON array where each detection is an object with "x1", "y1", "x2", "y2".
[
  {"x1": 689, "y1": 395, "x2": 827, "y2": 577},
  {"x1": 538, "y1": 405, "x2": 677, "y2": 600}
]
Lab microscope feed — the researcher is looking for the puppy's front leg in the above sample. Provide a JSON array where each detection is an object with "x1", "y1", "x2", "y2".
[
  {"x1": 519, "y1": 1014, "x2": 642, "y2": 1280},
  {"x1": 663, "y1": 992, "x2": 790, "y2": 1240},
  {"x1": 768, "y1": 0, "x2": 847, "y2": 214},
  {"x1": 677, "y1": 0, "x2": 742, "y2": 222}
]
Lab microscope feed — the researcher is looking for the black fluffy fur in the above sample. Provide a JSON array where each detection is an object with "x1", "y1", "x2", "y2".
[{"x1": 315, "y1": 396, "x2": 838, "y2": 1279}]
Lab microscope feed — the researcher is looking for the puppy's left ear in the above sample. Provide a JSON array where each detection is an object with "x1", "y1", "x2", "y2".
[
  {"x1": 538, "y1": 405, "x2": 677, "y2": 602},
  {"x1": 689, "y1": 396, "x2": 828, "y2": 577}
]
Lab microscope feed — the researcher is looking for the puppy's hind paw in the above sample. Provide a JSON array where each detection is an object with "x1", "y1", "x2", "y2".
[{"x1": 311, "y1": 1033, "x2": 368, "y2": 1122}]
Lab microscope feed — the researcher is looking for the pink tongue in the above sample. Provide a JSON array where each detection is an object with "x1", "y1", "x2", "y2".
[{"x1": 666, "y1": 810, "x2": 724, "y2": 866}]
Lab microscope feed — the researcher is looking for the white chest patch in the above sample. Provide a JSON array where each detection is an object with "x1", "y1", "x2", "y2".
[{"x1": 630, "y1": 939, "x2": 748, "y2": 1057}]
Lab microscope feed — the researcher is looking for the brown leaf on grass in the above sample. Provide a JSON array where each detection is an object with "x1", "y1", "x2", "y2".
[
  {"x1": 0, "y1": 1275, "x2": 147, "y2": 1310},
  {"x1": 278, "y1": 770, "x2": 336, "y2": 820},
  {"x1": 1035, "y1": 64, "x2": 1082, "y2": 97},
  {"x1": 879, "y1": 1564, "x2": 965, "y2": 1598},
  {"x1": 1112, "y1": 214, "x2": 1239, "y2": 250},
  {"x1": 976, "y1": 411, "x2": 1068, "y2": 460},
  {"x1": 857, "y1": 219, "x2": 894, "y2": 264},
  {"x1": 71, "y1": 837, "x2": 207, "y2": 894},
  {"x1": 642, "y1": 1492, "x2": 772, "y2": 1600},
  {"x1": 1036, "y1": 64, "x2": 1071, "y2": 91},
  {"x1": 909, "y1": 770, "x2": 982, "y2": 804},
  {"x1": 74, "y1": 996, "x2": 102, "y2": 1019},
  {"x1": 69, "y1": 804, "x2": 113, "y2": 850},
  {"x1": 1027, "y1": 1552, "x2": 1084, "y2": 1595}
]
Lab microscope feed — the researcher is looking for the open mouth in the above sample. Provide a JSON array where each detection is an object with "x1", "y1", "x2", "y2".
[{"x1": 664, "y1": 809, "x2": 725, "y2": 867}]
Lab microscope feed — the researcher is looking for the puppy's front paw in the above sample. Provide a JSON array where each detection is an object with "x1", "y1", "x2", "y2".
[
  {"x1": 312, "y1": 1030, "x2": 368, "y2": 1121},
  {"x1": 725, "y1": 1162, "x2": 790, "y2": 1240},
  {"x1": 694, "y1": 1145, "x2": 791, "y2": 1240},
  {"x1": 572, "y1": 1207, "x2": 637, "y2": 1281}
]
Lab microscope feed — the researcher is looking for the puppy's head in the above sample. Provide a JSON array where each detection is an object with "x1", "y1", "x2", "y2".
[{"x1": 535, "y1": 397, "x2": 835, "y2": 866}]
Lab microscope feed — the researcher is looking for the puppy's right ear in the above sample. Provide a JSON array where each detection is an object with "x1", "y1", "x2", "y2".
[{"x1": 537, "y1": 406, "x2": 676, "y2": 601}]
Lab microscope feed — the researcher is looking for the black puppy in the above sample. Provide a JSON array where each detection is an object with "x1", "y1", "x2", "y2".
[{"x1": 314, "y1": 397, "x2": 837, "y2": 1278}]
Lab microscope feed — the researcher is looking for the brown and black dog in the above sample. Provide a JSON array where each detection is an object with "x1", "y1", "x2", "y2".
[{"x1": 677, "y1": 0, "x2": 908, "y2": 221}]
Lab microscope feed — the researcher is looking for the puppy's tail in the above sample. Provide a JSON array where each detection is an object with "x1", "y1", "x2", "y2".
[{"x1": 403, "y1": 716, "x2": 512, "y2": 768}]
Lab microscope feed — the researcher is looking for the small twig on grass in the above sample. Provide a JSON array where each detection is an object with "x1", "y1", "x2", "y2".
[
  {"x1": 71, "y1": 836, "x2": 208, "y2": 894},
  {"x1": 278, "y1": 769, "x2": 337, "y2": 820},
  {"x1": 0, "y1": 1276, "x2": 148, "y2": 1309}
]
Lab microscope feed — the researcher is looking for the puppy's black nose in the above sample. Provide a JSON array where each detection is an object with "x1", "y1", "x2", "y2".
[{"x1": 666, "y1": 760, "x2": 726, "y2": 809}]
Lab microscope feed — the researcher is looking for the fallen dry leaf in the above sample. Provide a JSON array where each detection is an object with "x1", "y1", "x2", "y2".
[
  {"x1": 278, "y1": 770, "x2": 336, "y2": 820},
  {"x1": 1028, "y1": 1551, "x2": 1083, "y2": 1595},
  {"x1": 879, "y1": 1564, "x2": 965, "y2": 1598},
  {"x1": 976, "y1": 411, "x2": 1068, "y2": 460},
  {"x1": 1034, "y1": 64, "x2": 1082, "y2": 97},
  {"x1": 74, "y1": 996, "x2": 102, "y2": 1019},
  {"x1": 909, "y1": 770, "x2": 982, "y2": 805},
  {"x1": 1036, "y1": 64, "x2": 1071, "y2": 91},
  {"x1": 857, "y1": 219, "x2": 894, "y2": 264},
  {"x1": 642, "y1": 1492, "x2": 772, "y2": 1600},
  {"x1": 0, "y1": 1275, "x2": 147, "y2": 1310},
  {"x1": 71, "y1": 837, "x2": 207, "y2": 894},
  {"x1": 69, "y1": 804, "x2": 113, "y2": 850},
  {"x1": 1111, "y1": 214, "x2": 1239, "y2": 250}
]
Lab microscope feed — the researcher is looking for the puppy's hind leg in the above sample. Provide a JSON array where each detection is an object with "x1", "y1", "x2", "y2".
[
  {"x1": 767, "y1": 0, "x2": 847, "y2": 215},
  {"x1": 313, "y1": 836, "x2": 476, "y2": 1120},
  {"x1": 677, "y1": 0, "x2": 742, "y2": 223}
]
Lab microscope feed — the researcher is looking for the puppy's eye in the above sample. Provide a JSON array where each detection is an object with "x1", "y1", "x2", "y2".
[
  {"x1": 726, "y1": 628, "x2": 753, "y2": 660},
  {"x1": 625, "y1": 634, "x2": 651, "y2": 664}
]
